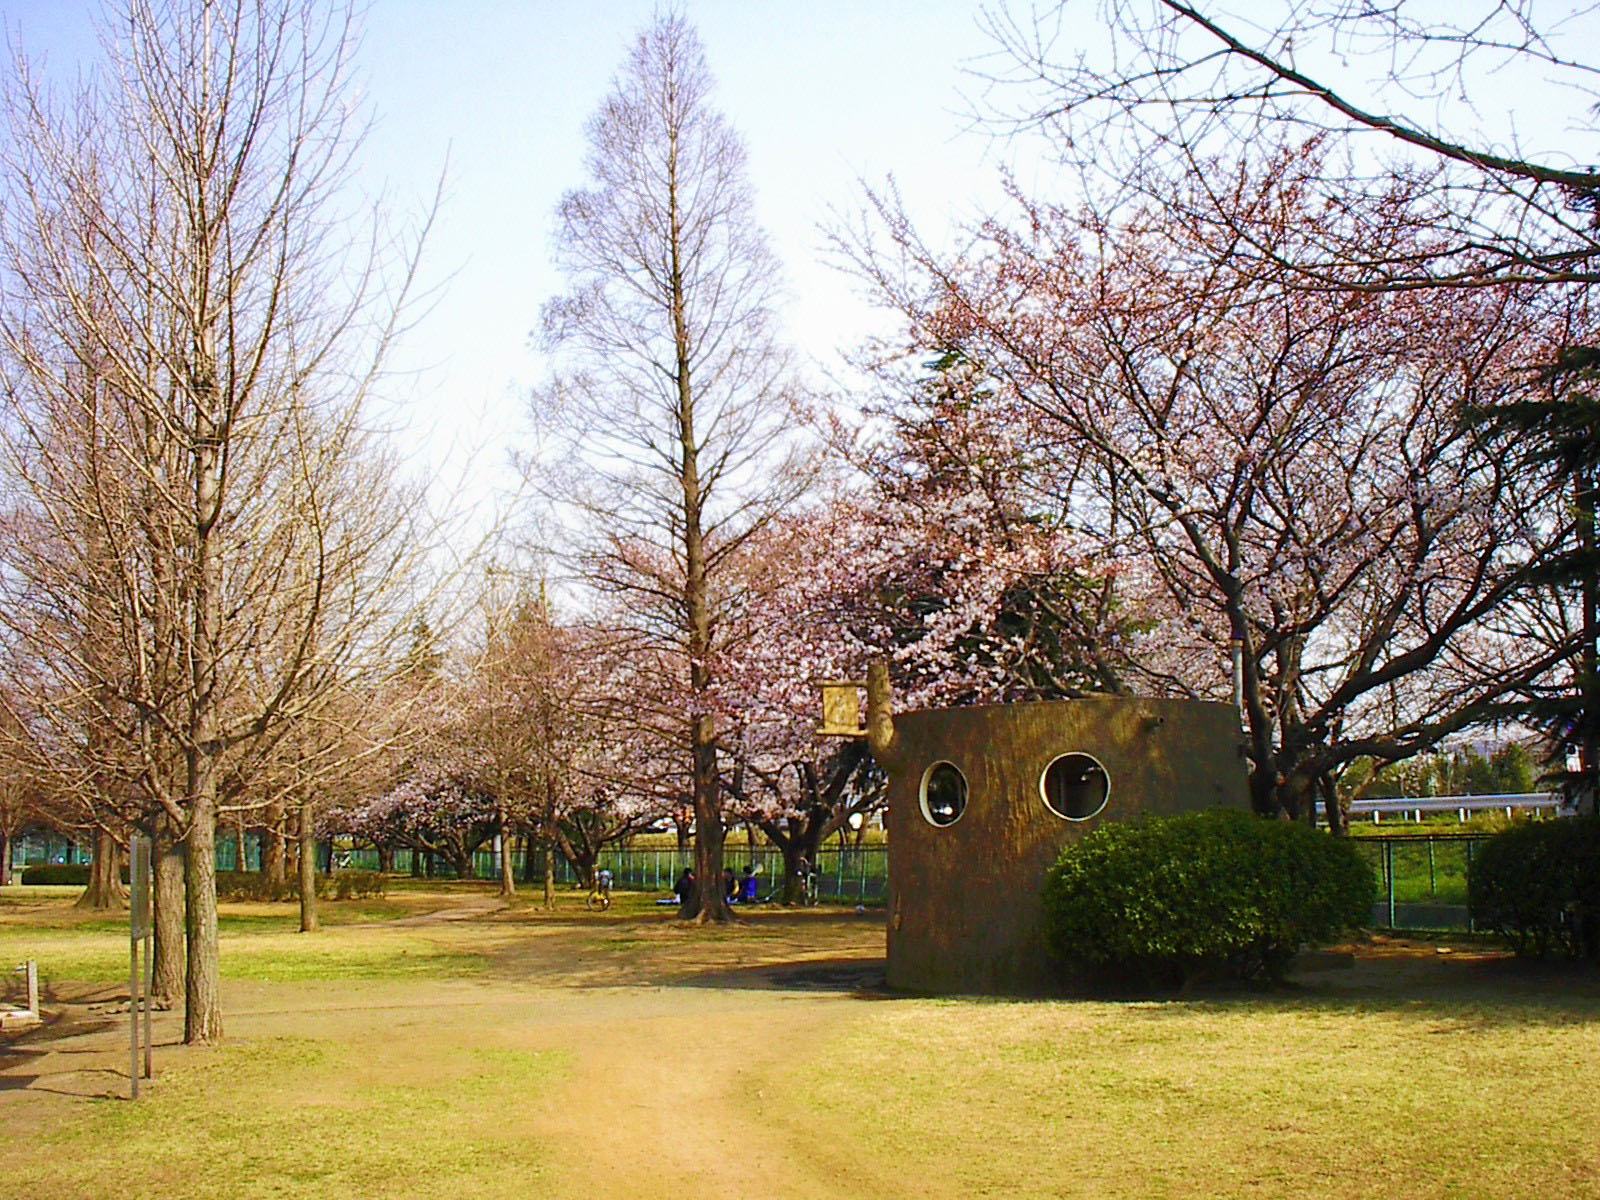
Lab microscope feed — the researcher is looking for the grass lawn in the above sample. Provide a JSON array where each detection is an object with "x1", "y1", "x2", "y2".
[
  {"x1": 0, "y1": 882, "x2": 496, "y2": 984},
  {"x1": 3, "y1": 885, "x2": 1598, "y2": 1200},
  {"x1": 14, "y1": 1031, "x2": 565, "y2": 1200},
  {"x1": 771, "y1": 990, "x2": 1600, "y2": 1199}
]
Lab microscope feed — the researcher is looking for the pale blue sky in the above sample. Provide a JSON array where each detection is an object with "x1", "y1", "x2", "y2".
[{"x1": 0, "y1": 1, "x2": 1026, "y2": 513}]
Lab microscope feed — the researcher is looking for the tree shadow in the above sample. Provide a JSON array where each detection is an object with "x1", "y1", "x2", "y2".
[{"x1": 671, "y1": 955, "x2": 893, "y2": 997}]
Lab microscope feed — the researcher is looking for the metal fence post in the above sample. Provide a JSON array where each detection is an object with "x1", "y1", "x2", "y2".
[
  {"x1": 1384, "y1": 839, "x2": 1396, "y2": 928},
  {"x1": 1465, "y1": 840, "x2": 1477, "y2": 933}
]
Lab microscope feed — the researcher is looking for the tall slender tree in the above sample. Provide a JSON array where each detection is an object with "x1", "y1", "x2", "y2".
[{"x1": 533, "y1": 13, "x2": 810, "y2": 921}]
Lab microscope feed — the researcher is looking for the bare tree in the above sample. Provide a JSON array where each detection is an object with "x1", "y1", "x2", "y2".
[
  {"x1": 0, "y1": 0, "x2": 433, "y2": 1042},
  {"x1": 531, "y1": 13, "x2": 811, "y2": 922}
]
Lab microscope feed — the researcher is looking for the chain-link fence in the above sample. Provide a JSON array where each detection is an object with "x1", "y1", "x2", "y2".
[{"x1": 8, "y1": 824, "x2": 1504, "y2": 934}]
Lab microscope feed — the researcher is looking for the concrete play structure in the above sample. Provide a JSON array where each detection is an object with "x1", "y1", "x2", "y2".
[{"x1": 860, "y1": 663, "x2": 1249, "y2": 994}]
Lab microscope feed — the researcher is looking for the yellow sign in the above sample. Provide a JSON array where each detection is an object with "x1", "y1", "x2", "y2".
[{"x1": 816, "y1": 679, "x2": 867, "y2": 738}]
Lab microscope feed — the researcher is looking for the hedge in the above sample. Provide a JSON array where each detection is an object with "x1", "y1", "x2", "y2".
[
  {"x1": 18, "y1": 865, "x2": 385, "y2": 901},
  {"x1": 20, "y1": 864, "x2": 91, "y2": 885},
  {"x1": 214, "y1": 869, "x2": 386, "y2": 902},
  {"x1": 1042, "y1": 807, "x2": 1375, "y2": 988},
  {"x1": 1468, "y1": 817, "x2": 1600, "y2": 960}
]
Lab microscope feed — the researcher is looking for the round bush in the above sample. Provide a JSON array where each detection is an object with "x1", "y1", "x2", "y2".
[
  {"x1": 1042, "y1": 807, "x2": 1375, "y2": 987},
  {"x1": 1468, "y1": 817, "x2": 1600, "y2": 960}
]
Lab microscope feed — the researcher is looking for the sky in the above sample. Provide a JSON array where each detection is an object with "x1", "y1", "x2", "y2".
[
  {"x1": 0, "y1": 0, "x2": 1028, "y2": 522},
  {"x1": 10, "y1": 1, "x2": 1588, "y2": 532}
]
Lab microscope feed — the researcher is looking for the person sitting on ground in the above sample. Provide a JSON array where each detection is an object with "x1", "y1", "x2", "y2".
[
  {"x1": 722, "y1": 866, "x2": 738, "y2": 903},
  {"x1": 741, "y1": 864, "x2": 759, "y2": 904},
  {"x1": 673, "y1": 868, "x2": 696, "y2": 907}
]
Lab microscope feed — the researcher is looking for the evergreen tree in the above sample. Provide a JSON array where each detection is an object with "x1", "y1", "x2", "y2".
[{"x1": 1476, "y1": 346, "x2": 1600, "y2": 813}]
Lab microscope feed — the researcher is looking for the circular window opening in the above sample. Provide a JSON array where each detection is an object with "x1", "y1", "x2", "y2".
[
  {"x1": 1040, "y1": 753, "x2": 1110, "y2": 821},
  {"x1": 919, "y1": 761, "x2": 968, "y2": 827}
]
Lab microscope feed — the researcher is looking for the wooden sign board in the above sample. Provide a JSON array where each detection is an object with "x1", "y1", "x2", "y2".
[
  {"x1": 129, "y1": 835, "x2": 151, "y2": 940},
  {"x1": 816, "y1": 679, "x2": 866, "y2": 738}
]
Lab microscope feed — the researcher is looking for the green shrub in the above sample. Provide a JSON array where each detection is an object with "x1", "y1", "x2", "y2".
[
  {"x1": 20, "y1": 864, "x2": 90, "y2": 885},
  {"x1": 330, "y1": 870, "x2": 385, "y2": 901},
  {"x1": 1042, "y1": 807, "x2": 1375, "y2": 988},
  {"x1": 212, "y1": 869, "x2": 385, "y2": 902},
  {"x1": 1468, "y1": 817, "x2": 1600, "y2": 959},
  {"x1": 214, "y1": 871, "x2": 301, "y2": 902}
]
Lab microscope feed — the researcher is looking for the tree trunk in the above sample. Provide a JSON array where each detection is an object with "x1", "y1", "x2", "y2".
[
  {"x1": 450, "y1": 848, "x2": 474, "y2": 880},
  {"x1": 75, "y1": 825, "x2": 127, "y2": 910},
  {"x1": 263, "y1": 803, "x2": 287, "y2": 891},
  {"x1": 410, "y1": 847, "x2": 424, "y2": 877},
  {"x1": 1579, "y1": 464, "x2": 1598, "y2": 816},
  {"x1": 778, "y1": 838, "x2": 806, "y2": 905},
  {"x1": 183, "y1": 780, "x2": 222, "y2": 1044},
  {"x1": 521, "y1": 833, "x2": 536, "y2": 885},
  {"x1": 1322, "y1": 776, "x2": 1347, "y2": 836},
  {"x1": 496, "y1": 808, "x2": 515, "y2": 897},
  {"x1": 298, "y1": 800, "x2": 318, "y2": 933},
  {"x1": 152, "y1": 814, "x2": 185, "y2": 1006},
  {"x1": 377, "y1": 844, "x2": 395, "y2": 874},
  {"x1": 0, "y1": 829, "x2": 9, "y2": 888},
  {"x1": 184, "y1": 394, "x2": 224, "y2": 1045},
  {"x1": 573, "y1": 849, "x2": 599, "y2": 893}
]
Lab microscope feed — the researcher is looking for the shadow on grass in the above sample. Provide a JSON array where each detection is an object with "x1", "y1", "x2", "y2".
[
  {"x1": 479, "y1": 905, "x2": 1600, "y2": 1031},
  {"x1": 885, "y1": 951, "x2": 1600, "y2": 1032}
]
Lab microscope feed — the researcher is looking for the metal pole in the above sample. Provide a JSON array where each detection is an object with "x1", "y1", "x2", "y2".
[
  {"x1": 1466, "y1": 840, "x2": 1478, "y2": 932},
  {"x1": 143, "y1": 930, "x2": 152, "y2": 1080},
  {"x1": 1384, "y1": 840, "x2": 1396, "y2": 929},
  {"x1": 1428, "y1": 839, "x2": 1436, "y2": 896},
  {"x1": 128, "y1": 834, "x2": 150, "y2": 1099},
  {"x1": 129, "y1": 924, "x2": 138, "y2": 1100}
]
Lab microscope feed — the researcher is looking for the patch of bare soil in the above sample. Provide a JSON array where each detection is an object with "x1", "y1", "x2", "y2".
[{"x1": 1292, "y1": 934, "x2": 1600, "y2": 1001}]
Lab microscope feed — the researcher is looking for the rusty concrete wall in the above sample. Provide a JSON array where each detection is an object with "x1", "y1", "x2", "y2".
[{"x1": 884, "y1": 697, "x2": 1248, "y2": 995}]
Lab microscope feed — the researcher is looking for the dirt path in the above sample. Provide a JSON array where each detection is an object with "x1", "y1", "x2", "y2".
[{"x1": 383, "y1": 893, "x2": 509, "y2": 925}]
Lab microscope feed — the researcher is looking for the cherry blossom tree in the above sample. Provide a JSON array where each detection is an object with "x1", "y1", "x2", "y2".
[
  {"x1": 345, "y1": 752, "x2": 499, "y2": 882},
  {"x1": 709, "y1": 350, "x2": 1134, "y2": 891},
  {"x1": 842, "y1": 145, "x2": 1585, "y2": 825},
  {"x1": 979, "y1": 0, "x2": 1600, "y2": 290}
]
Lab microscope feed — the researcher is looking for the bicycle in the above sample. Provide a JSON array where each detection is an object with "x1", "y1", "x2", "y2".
[
  {"x1": 585, "y1": 869, "x2": 613, "y2": 912},
  {"x1": 798, "y1": 866, "x2": 820, "y2": 907}
]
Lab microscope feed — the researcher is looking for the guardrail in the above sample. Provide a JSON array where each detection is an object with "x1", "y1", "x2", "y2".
[{"x1": 1347, "y1": 792, "x2": 1569, "y2": 822}]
